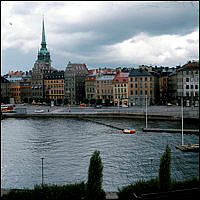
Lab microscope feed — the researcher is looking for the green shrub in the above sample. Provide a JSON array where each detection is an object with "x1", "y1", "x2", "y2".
[
  {"x1": 159, "y1": 144, "x2": 171, "y2": 191},
  {"x1": 118, "y1": 178, "x2": 159, "y2": 200},
  {"x1": 86, "y1": 150, "x2": 105, "y2": 200},
  {"x1": 171, "y1": 177, "x2": 199, "y2": 191},
  {"x1": 2, "y1": 183, "x2": 86, "y2": 200}
]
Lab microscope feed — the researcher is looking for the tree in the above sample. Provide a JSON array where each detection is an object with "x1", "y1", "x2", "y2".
[
  {"x1": 90, "y1": 99, "x2": 96, "y2": 105},
  {"x1": 96, "y1": 99, "x2": 102, "y2": 105},
  {"x1": 86, "y1": 150, "x2": 105, "y2": 200},
  {"x1": 57, "y1": 99, "x2": 63, "y2": 105},
  {"x1": 159, "y1": 144, "x2": 171, "y2": 191}
]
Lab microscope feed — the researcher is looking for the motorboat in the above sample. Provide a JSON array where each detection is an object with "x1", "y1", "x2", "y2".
[{"x1": 123, "y1": 129, "x2": 136, "y2": 134}]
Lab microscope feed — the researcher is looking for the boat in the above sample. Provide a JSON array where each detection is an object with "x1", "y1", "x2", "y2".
[
  {"x1": 176, "y1": 144, "x2": 199, "y2": 152},
  {"x1": 123, "y1": 129, "x2": 136, "y2": 134}
]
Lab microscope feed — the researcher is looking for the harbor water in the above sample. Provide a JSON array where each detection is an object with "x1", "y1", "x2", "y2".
[{"x1": 1, "y1": 117, "x2": 199, "y2": 191}]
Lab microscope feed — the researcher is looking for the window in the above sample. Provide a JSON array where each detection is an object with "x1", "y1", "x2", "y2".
[
  {"x1": 186, "y1": 85, "x2": 189, "y2": 89},
  {"x1": 191, "y1": 85, "x2": 193, "y2": 89},
  {"x1": 131, "y1": 83, "x2": 133, "y2": 88},
  {"x1": 140, "y1": 90, "x2": 143, "y2": 95},
  {"x1": 145, "y1": 90, "x2": 148, "y2": 95},
  {"x1": 130, "y1": 90, "x2": 133, "y2": 95},
  {"x1": 186, "y1": 78, "x2": 189, "y2": 82},
  {"x1": 135, "y1": 90, "x2": 138, "y2": 95},
  {"x1": 195, "y1": 85, "x2": 198, "y2": 89},
  {"x1": 135, "y1": 83, "x2": 137, "y2": 88}
]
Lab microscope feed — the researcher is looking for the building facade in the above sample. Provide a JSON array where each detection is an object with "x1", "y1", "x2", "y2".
[
  {"x1": 6, "y1": 72, "x2": 32, "y2": 104},
  {"x1": 168, "y1": 61, "x2": 199, "y2": 106},
  {"x1": 96, "y1": 74, "x2": 115, "y2": 105},
  {"x1": 44, "y1": 71, "x2": 65, "y2": 103},
  {"x1": 1, "y1": 76, "x2": 10, "y2": 103},
  {"x1": 64, "y1": 62, "x2": 88, "y2": 105},
  {"x1": 128, "y1": 69, "x2": 159, "y2": 106},
  {"x1": 113, "y1": 72, "x2": 129, "y2": 106},
  {"x1": 85, "y1": 74, "x2": 96, "y2": 101}
]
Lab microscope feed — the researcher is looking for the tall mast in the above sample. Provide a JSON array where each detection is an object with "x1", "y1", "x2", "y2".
[
  {"x1": 181, "y1": 98, "x2": 184, "y2": 145},
  {"x1": 146, "y1": 95, "x2": 148, "y2": 128}
]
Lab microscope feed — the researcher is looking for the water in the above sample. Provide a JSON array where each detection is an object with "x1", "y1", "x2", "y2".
[{"x1": 1, "y1": 118, "x2": 199, "y2": 191}]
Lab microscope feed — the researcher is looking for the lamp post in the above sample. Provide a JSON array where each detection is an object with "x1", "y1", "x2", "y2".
[{"x1": 41, "y1": 157, "x2": 44, "y2": 187}]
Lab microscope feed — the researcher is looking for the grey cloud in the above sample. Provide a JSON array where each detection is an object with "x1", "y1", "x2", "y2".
[
  {"x1": 186, "y1": 39, "x2": 196, "y2": 44},
  {"x1": 50, "y1": 1, "x2": 198, "y2": 51},
  {"x1": 11, "y1": 2, "x2": 38, "y2": 15}
]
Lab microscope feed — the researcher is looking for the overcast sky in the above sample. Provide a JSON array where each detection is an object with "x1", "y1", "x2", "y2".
[{"x1": 1, "y1": 1, "x2": 199, "y2": 75}]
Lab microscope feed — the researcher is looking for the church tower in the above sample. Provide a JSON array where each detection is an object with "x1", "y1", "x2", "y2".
[{"x1": 32, "y1": 17, "x2": 56, "y2": 100}]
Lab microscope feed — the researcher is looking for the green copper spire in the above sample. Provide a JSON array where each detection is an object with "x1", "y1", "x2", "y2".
[
  {"x1": 37, "y1": 17, "x2": 51, "y2": 63},
  {"x1": 41, "y1": 17, "x2": 46, "y2": 48}
]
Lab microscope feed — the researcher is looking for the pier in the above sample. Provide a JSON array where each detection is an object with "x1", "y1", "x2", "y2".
[
  {"x1": 81, "y1": 118, "x2": 124, "y2": 131},
  {"x1": 142, "y1": 128, "x2": 199, "y2": 135},
  {"x1": 176, "y1": 144, "x2": 199, "y2": 152}
]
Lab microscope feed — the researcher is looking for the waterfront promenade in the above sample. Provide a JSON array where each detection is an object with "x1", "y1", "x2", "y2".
[{"x1": 2, "y1": 104, "x2": 199, "y2": 121}]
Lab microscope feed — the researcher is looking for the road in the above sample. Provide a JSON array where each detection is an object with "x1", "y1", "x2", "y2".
[{"x1": 13, "y1": 104, "x2": 199, "y2": 118}]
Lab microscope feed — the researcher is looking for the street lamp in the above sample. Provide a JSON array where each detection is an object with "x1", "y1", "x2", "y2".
[{"x1": 41, "y1": 157, "x2": 44, "y2": 187}]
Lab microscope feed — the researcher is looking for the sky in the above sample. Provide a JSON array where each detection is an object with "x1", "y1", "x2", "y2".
[{"x1": 1, "y1": 1, "x2": 199, "y2": 75}]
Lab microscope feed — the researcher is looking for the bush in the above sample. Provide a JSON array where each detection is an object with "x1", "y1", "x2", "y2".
[
  {"x1": 118, "y1": 178, "x2": 159, "y2": 200},
  {"x1": 1, "y1": 183, "x2": 86, "y2": 200},
  {"x1": 159, "y1": 144, "x2": 171, "y2": 191},
  {"x1": 86, "y1": 150, "x2": 105, "y2": 200},
  {"x1": 171, "y1": 177, "x2": 199, "y2": 191}
]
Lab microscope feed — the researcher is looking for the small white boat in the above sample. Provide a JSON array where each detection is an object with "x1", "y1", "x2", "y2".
[{"x1": 123, "y1": 129, "x2": 136, "y2": 134}]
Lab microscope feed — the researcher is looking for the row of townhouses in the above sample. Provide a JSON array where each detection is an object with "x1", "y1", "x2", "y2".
[{"x1": 1, "y1": 19, "x2": 199, "y2": 107}]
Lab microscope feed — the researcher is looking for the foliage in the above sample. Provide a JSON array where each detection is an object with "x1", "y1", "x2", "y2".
[
  {"x1": 118, "y1": 177, "x2": 199, "y2": 200},
  {"x1": 57, "y1": 99, "x2": 63, "y2": 105},
  {"x1": 86, "y1": 150, "x2": 105, "y2": 200},
  {"x1": 170, "y1": 177, "x2": 199, "y2": 190},
  {"x1": 63, "y1": 98, "x2": 69, "y2": 105},
  {"x1": 159, "y1": 144, "x2": 171, "y2": 191},
  {"x1": 1, "y1": 183, "x2": 86, "y2": 200},
  {"x1": 90, "y1": 99, "x2": 96, "y2": 105},
  {"x1": 118, "y1": 178, "x2": 159, "y2": 200},
  {"x1": 96, "y1": 99, "x2": 102, "y2": 105},
  {"x1": 83, "y1": 98, "x2": 89, "y2": 104}
]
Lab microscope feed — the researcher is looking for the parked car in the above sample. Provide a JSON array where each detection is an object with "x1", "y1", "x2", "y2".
[
  {"x1": 35, "y1": 109, "x2": 45, "y2": 113},
  {"x1": 121, "y1": 104, "x2": 128, "y2": 108},
  {"x1": 2, "y1": 109, "x2": 10, "y2": 113},
  {"x1": 167, "y1": 103, "x2": 173, "y2": 106},
  {"x1": 95, "y1": 105, "x2": 102, "y2": 108},
  {"x1": 80, "y1": 103, "x2": 88, "y2": 107}
]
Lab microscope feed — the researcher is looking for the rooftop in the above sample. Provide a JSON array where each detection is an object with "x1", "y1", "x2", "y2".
[{"x1": 129, "y1": 69, "x2": 152, "y2": 77}]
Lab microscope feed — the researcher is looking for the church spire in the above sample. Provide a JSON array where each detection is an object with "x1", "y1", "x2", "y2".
[
  {"x1": 37, "y1": 16, "x2": 51, "y2": 63},
  {"x1": 41, "y1": 17, "x2": 46, "y2": 49}
]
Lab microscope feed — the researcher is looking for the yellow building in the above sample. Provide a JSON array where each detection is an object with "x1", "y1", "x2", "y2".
[{"x1": 44, "y1": 71, "x2": 64, "y2": 103}]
